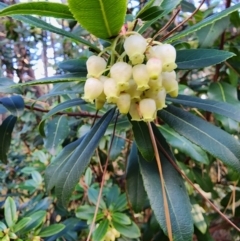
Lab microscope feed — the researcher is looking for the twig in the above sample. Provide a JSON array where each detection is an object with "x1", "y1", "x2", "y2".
[
  {"x1": 86, "y1": 112, "x2": 118, "y2": 241},
  {"x1": 160, "y1": 0, "x2": 205, "y2": 42},
  {"x1": 156, "y1": 139, "x2": 240, "y2": 233},
  {"x1": 147, "y1": 122, "x2": 173, "y2": 241}
]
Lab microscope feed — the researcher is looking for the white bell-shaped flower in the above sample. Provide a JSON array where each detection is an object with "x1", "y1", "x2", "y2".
[
  {"x1": 129, "y1": 102, "x2": 141, "y2": 121},
  {"x1": 149, "y1": 44, "x2": 177, "y2": 72},
  {"x1": 148, "y1": 75, "x2": 162, "y2": 91},
  {"x1": 110, "y1": 62, "x2": 132, "y2": 91},
  {"x1": 117, "y1": 93, "x2": 131, "y2": 114},
  {"x1": 139, "y1": 98, "x2": 156, "y2": 122},
  {"x1": 83, "y1": 77, "x2": 103, "y2": 103},
  {"x1": 86, "y1": 56, "x2": 107, "y2": 78},
  {"x1": 124, "y1": 34, "x2": 147, "y2": 65},
  {"x1": 146, "y1": 58, "x2": 162, "y2": 79},
  {"x1": 132, "y1": 64, "x2": 150, "y2": 91},
  {"x1": 126, "y1": 79, "x2": 142, "y2": 100},
  {"x1": 155, "y1": 89, "x2": 167, "y2": 110},
  {"x1": 162, "y1": 71, "x2": 178, "y2": 94},
  {"x1": 103, "y1": 78, "x2": 120, "y2": 103}
]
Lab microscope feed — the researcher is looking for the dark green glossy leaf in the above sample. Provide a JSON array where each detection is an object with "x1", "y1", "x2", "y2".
[
  {"x1": 55, "y1": 108, "x2": 115, "y2": 206},
  {"x1": 39, "y1": 98, "x2": 85, "y2": 137},
  {"x1": 58, "y1": 59, "x2": 87, "y2": 73},
  {"x1": 139, "y1": 124, "x2": 194, "y2": 241},
  {"x1": 167, "y1": 3, "x2": 240, "y2": 42},
  {"x1": 0, "y1": 96, "x2": 24, "y2": 117},
  {"x1": 12, "y1": 217, "x2": 32, "y2": 233},
  {"x1": 92, "y1": 219, "x2": 109, "y2": 241},
  {"x1": 181, "y1": 1, "x2": 196, "y2": 12},
  {"x1": 0, "y1": 115, "x2": 17, "y2": 164},
  {"x1": 112, "y1": 221, "x2": 141, "y2": 239},
  {"x1": 68, "y1": 0, "x2": 127, "y2": 39},
  {"x1": 0, "y1": 2, "x2": 100, "y2": 53},
  {"x1": 0, "y1": 2, "x2": 74, "y2": 19},
  {"x1": 137, "y1": 6, "x2": 163, "y2": 21},
  {"x1": 131, "y1": 120, "x2": 154, "y2": 161},
  {"x1": 176, "y1": 49, "x2": 235, "y2": 69},
  {"x1": 39, "y1": 224, "x2": 65, "y2": 237},
  {"x1": 126, "y1": 142, "x2": 147, "y2": 212},
  {"x1": 45, "y1": 137, "x2": 83, "y2": 191},
  {"x1": 158, "y1": 105, "x2": 240, "y2": 173},
  {"x1": 44, "y1": 116, "x2": 70, "y2": 155},
  {"x1": 167, "y1": 94, "x2": 240, "y2": 122},
  {"x1": 159, "y1": 124, "x2": 209, "y2": 164},
  {"x1": 4, "y1": 197, "x2": 18, "y2": 228}
]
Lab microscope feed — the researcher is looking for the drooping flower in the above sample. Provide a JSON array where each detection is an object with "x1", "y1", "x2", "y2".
[
  {"x1": 86, "y1": 55, "x2": 107, "y2": 78},
  {"x1": 83, "y1": 77, "x2": 103, "y2": 103}
]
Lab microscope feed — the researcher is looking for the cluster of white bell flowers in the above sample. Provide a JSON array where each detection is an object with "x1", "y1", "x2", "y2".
[{"x1": 82, "y1": 33, "x2": 178, "y2": 122}]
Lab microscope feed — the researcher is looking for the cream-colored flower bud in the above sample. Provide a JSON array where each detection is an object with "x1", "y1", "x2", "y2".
[
  {"x1": 104, "y1": 230, "x2": 115, "y2": 241},
  {"x1": 129, "y1": 102, "x2": 141, "y2": 121},
  {"x1": 110, "y1": 62, "x2": 132, "y2": 91},
  {"x1": 112, "y1": 228, "x2": 120, "y2": 238},
  {"x1": 155, "y1": 89, "x2": 167, "y2": 110},
  {"x1": 86, "y1": 55, "x2": 107, "y2": 78},
  {"x1": 168, "y1": 84, "x2": 179, "y2": 97},
  {"x1": 126, "y1": 79, "x2": 142, "y2": 100},
  {"x1": 103, "y1": 78, "x2": 120, "y2": 103},
  {"x1": 117, "y1": 93, "x2": 131, "y2": 114},
  {"x1": 132, "y1": 64, "x2": 150, "y2": 91},
  {"x1": 83, "y1": 78, "x2": 103, "y2": 103},
  {"x1": 139, "y1": 98, "x2": 156, "y2": 122},
  {"x1": 148, "y1": 75, "x2": 162, "y2": 91},
  {"x1": 146, "y1": 58, "x2": 162, "y2": 79},
  {"x1": 124, "y1": 34, "x2": 147, "y2": 65},
  {"x1": 150, "y1": 44, "x2": 177, "y2": 72},
  {"x1": 162, "y1": 71, "x2": 178, "y2": 94}
]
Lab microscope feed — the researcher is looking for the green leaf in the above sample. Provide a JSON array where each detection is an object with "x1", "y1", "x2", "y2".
[
  {"x1": 44, "y1": 116, "x2": 69, "y2": 155},
  {"x1": 68, "y1": 0, "x2": 127, "y2": 39},
  {"x1": 21, "y1": 211, "x2": 46, "y2": 234},
  {"x1": 0, "y1": 2, "x2": 74, "y2": 19},
  {"x1": 109, "y1": 132, "x2": 125, "y2": 160},
  {"x1": 158, "y1": 105, "x2": 240, "y2": 173},
  {"x1": 126, "y1": 142, "x2": 147, "y2": 212},
  {"x1": 0, "y1": 116, "x2": 17, "y2": 164},
  {"x1": 55, "y1": 108, "x2": 115, "y2": 206},
  {"x1": 139, "y1": 124, "x2": 194, "y2": 241},
  {"x1": 0, "y1": 77, "x2": 22, "y2": 94},
  {"x1": 88, "y1": 187, "x2": 107, "y2": 209},
  {"x1": 137, "y1": 6, "x2": 163, "y2": 21},
  {"x1": 0, "y1": 96, "x2": 24, "y2": 117},
  {"x1": 4, "y1": 197, "x2": 18, "y2": 228},
  {"x1": 45, "y1": 137, "x2": 83, "y2": 191},
  {"x1": 167, "y1": 3, "x2": 240, "y2": 42},
  {"x1": 0, "y1": 2, "x2": 100, "y2": 53},
  {"x1": 92, "y1": 219, "x2": 109, "y2": 241},
  {"x1": 159, "y1": 124, "x2": 209, "y2": 164},
  {"x1": 197, "y1": 16, "x2": 230, "y2": 47},
  {"x1": 39, "y1": 98, "x2": 85, "y2": 137},
  {"x1": 176, "y1": 49, "x2": 235, "y2": 69},
  {"x1": 12, "y1": 218, "x2": 32, "y2": 233},
  {"x1": 138, "y1": 0, "x2": 181, "y2": 34},
  {"x1": 112, "y1": 213, "x2": 131, "y2": 225},
  {"x1": 112, "y1": 194, "x2": 127, "y2": 212},
  {"x1": 58, "y1": 59, "x2": 87, "y2": 73},
  {"x1": 76, "y1": 205, "x2": 95, "y2": 220},
  {"x1": 39, "y1": 224, "x2": 65, "y2": 237},
  {"x1": 131, "y1": 120, "x2": 154, "y2": 161},
  {"x1": 112, "y1": 221, "x2": 141, "y2": 239},
  {"x1": 167, "y1": 94, "x2": 240, "y2": 122},
  {"x1": 0, "y1": 222, "x2": 7, "y2": 231}
]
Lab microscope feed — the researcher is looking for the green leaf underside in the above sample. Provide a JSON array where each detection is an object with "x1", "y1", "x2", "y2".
[
  {"x1": 159, "y1": 125, "x2": 209, "y2": 164},
  {"x1": 131, "y1": 120, "x2": 154, "y2": 161},
  {"x1": 39, "y1": 98, "x2": 85, "y2": 137},
  {"x1": 158, "y1": 106, "x2": 240, "y2": 173},
  {"x1": 0, "y1": 2, "x2": 100, "y2": 52},
  {"x1": 139, "y1": 124, "x2": 193, "y2": 241},
  {"x1": 138, "y1": 0, "x2": 181, "y2": 34},
  {"x1": 44, "y1": 116, "x2": 69, "y2": 155},
  {"x1": 126, "y1": 142, "x2": 147, "y2": 212},
  {"x1": 0, "y1": 2, "x2": 74, "y2": 19},
  {"x1": 0, "y1": 96, "x2": 24, "y2": 117},
  {"x1": 167, "y1": 3, "x2": 240, "y2": 42},
  {"x1": 167, "y1": 94, "x2": 240, "y2": 122},
  {"x1": 68, "y1": 0, "x2": 127, "y2": 39},
  {"x1": 176, "y1": 49, "x2": 235, "y2": 69},
  {"x1": 0, "y1": 116, "x2": 17, "y2": 164},
  {"x1": 54, "y1": 108, "x2": 115, "y2": 206}
]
